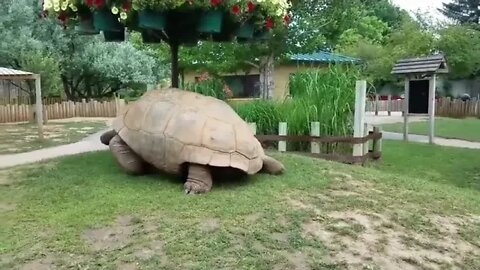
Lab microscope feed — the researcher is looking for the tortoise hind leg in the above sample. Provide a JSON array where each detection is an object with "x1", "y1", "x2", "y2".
[
  {"x1": 109, "y1": 135, "x2": 146, "y2": 175},
  {"x1": 261, "y1": 155, "x2": 285, "y2": 175},
  {"x1": 184, "y1": 164, "x2": 213, "y2": 194}
]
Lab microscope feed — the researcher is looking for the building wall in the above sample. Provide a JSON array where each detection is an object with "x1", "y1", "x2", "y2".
[{"x1": 183, "y1": 62, "x2": 326, "y2": 100}]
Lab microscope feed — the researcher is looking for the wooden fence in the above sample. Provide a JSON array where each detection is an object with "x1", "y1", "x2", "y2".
[
  {"x1": 366, "y1": 95, "x2": 480, "y2": 118},
  {"x1": 0, "y1": 96, "x2": 64, "y2": 105},
  {"x1": 248, "y1": 122, "x2": 383, "y2": 165},
  {"x1": 436, "y1": 98, "x2": 480, "y2": 118},
  {"x1": 0, "y1": 99, "x2": 126, "y2": 124}
]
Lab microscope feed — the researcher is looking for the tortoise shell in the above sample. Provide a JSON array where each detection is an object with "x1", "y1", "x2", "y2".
[{"x1": 112, "y1": 88, "x2": 264, "y2": 175}]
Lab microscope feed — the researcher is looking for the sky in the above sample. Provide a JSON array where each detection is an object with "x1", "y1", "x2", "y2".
[{"x1": 391, "y1": 0, "x2": 451, "y2": 19}]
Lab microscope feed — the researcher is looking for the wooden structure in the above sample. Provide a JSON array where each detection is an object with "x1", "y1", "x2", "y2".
[
  {"x1": 0, "y1": 68, "x2": 44, "y2": 139},
  {"x1": 391, "y1": 55, "x2": 449, "y2": 144},
  {"x1": 250, "y1": 122, "x2": 382, "y2": 165}
]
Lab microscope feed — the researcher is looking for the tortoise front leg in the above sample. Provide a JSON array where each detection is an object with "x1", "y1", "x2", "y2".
[
  {"x1": 184, "y1": 164, "x2": 213, "y2": 194},
  {"x1": 109, "y1": 135, "x2": 146, "y2": 175}
]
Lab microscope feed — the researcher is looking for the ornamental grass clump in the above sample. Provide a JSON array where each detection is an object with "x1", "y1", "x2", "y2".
[{"x1": 233, "y1": 65, "x2": 359, "y2": 153}]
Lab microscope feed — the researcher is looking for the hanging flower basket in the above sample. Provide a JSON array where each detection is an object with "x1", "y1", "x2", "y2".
[
  {"x1": 103, "y1": 30, "x2": 125, "y2": 42},
  {"x1": 93, "y1": 8, "x2": 124, "y2": 32},
  {"x1": 138, "y1": 9, "x2": 167, "y2": 30},
  {"x1": 197, "y1": 10, "x2": 224, "y2": 34},
  {"x1": 75, "y1": 15, "x2": 99, "y2": 35},
  {"x1": 235, "y1": 22, "x2": 255, "y2": 39}
]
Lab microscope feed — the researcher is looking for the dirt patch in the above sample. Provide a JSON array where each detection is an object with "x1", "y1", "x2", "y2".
[
  {"x1": 199, "y1": 218, "x2": 220, "y2": 232},
  {"x1": 302, "y1": 210, "x2": 480, "y2": 269},
  {"x1": 245, "y1": 213, "x2": 261, "y2": 223},
  {"x1": 285, "y1": 251, "x2": 309, "y2": 270},
  {"x1": 81, "y1": 215, "x2": 139, "y2": 251},
  {"x1": 271, "y1": 232, "x2": 289, "y2": 242},
  {"x1": 117, "y1": 262, "x2": 138, "y2": 270},
  {"x1": 0, "y1": 202, "x2": 16, "y2": 212},
  {"x1": 134, "y1": 240, "x2": 165, "y2": 261},
  {"x1": 20, "y1": 256, "x2": 55, "y2": 270}
]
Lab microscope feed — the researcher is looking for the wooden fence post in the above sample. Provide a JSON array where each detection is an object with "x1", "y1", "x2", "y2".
[
  {"x1": 310, "y1": 121, "x2": 320, "y2": 154},
  {"x1": 372, "y1": 126, "x2": 383, "y2": 159},
  {"x1": 363, "y1": 123, "x2": 369, "y2": 155},
  {"x1": 375, "y1": 94, "x2": 379, "y2": 116},
  {"x1": 278, "y1": 122, "x2": 287, "y2": 152},
  {"x1": 353, "y1": 80, "x2": 366, "y2": 157},
  {"x1": 387, "y1": 95, "x2": 392, "y2": 116}
]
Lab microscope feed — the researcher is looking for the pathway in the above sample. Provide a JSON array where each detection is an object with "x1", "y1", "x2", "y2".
[
  {"x1": 0, "y1": 129, "x2": 109, "y2": 170},
  {"x1": 366, "y1": 111, "x2": 480, "y2": 150}
]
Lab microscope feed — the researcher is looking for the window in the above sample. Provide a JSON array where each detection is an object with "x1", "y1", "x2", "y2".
[{"x1": 222, "y1": 74, "x2": 261, "y2": 98}]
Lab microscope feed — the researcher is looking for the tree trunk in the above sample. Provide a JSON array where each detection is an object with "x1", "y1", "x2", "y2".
[
  {"x1": 61, "y1": 75, "x2": 75, "y2": 100},
  {"x1": 170, "y1": 42, "x2": 180, "y2": 88},
  {"x1": 259, "y1": 54, "x2": 275, "y2": 99}
]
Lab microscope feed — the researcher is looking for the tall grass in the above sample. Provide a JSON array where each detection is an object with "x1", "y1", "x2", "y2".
[
  {"x1": 235, "y1": 65, "x2": 360, "y2": 152},
  {"x1": 184, "y1": 77, "x2": 227, "y2": 100}
]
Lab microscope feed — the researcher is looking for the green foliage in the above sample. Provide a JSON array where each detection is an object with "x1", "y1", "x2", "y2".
[
  {"x1": 233, "y1": 100, "x2": 282, "y2": 135},
  {"x1": 340, "y1": 20, "x2": 435, "y2": 85},
  {"x1": 184, "y1": 77, "x2": 227, "y2": 100},
  {"x1": 436, "y1": 24, "x2": 480, "y2": 79},
  {"x1": 0, "y1": 0, "x2": 165, "y2": 101}
]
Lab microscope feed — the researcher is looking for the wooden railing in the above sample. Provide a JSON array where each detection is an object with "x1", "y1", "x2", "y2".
[{"x1": 249, "y1": 122, "x2": 383, "y2": 165}]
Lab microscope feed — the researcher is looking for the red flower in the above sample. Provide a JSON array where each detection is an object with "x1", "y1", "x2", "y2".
[
  {"x1": 283, "y1": 14, "x2": 290, "y2": 24},
  {"x1": 122, "y1": 1, "x2": 131, "y2": 10},
  {"x1": 94, "y1": 0, "x2": 104, "y2": 8},
  {"x1": 265, "y1": 17, "x2": 273, "y2": 29},
  {"x1": 210, "y1": 0, "x2": 222, "y2": 6},
  {"x1": 85, "y1": 0, "x2": 94, "y2": 6},
  {"x1": 247, "y1": 1, "x2": 255, "y2": 12},
  {"x1": 231, "y1": 4, "x2": 240, "y2": 14}
]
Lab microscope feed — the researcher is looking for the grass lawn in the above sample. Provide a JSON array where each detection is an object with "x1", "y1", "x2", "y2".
[
  {"x1": 0, "y1": 141, "x2": 479, "y2": 269},
  {"x1": 0, "y1": 120, "x2": 107, "y2": 154},
  {"x1": 382, "y1": 117, "x2": 480, "y2": 142}
]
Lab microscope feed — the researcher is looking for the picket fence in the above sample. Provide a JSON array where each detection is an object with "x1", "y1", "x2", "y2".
[{"x1": 0, "y1": 99, "x2": 126, "y2": 124}]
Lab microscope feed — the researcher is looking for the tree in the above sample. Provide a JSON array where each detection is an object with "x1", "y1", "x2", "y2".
[
  {"x1": 0, "y1": 0, "x2": 62, "y2": 101},
  {"x1": 0, "y1": 0, "x2": 164, "y2": 101},
  {"x1": 340, "y1": 20, "x2": 435, "y2": 86},
  {"x1": 439, "y1": 0, "x2": 480, "y2": 25},
  {"x1": 436, "y1": 24, "x2": 480, "y2": 79}
]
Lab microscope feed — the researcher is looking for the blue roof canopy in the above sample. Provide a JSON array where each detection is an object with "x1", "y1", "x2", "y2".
[{"x1": 289, "y1": 51, "x2": 361, "y2": 63}]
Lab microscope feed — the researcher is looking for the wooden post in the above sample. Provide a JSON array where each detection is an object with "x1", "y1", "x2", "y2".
[
  {"x1": 403, "y1": 77, "x2": 410, "y2": 141},
  {"x1": 375, "y1": 94, "x2": 379, "y2": 116},
  {"x1": 34, "y1": 74, "x2": 44, "y2": 140},
  {"x1": 278, "y1": 122, "x2": 287, "y2": 152},
  {"x1": 310, "y1": 121, "x2": 320, "y2": 154},
  {"x1": 372, "y1": 126, "x2": 382, "y2": 159},
  {"x1": 353, "y1": 80, "x2": 367, "y2": 157},
  {"x1": 428, "y1": 74, "x2": 436, "y2": 144},
  {"x1": 387, "y1": 94, "x2": 392, "y2": 116},
  {"x1": 248, "y1": 122, "x2": 257, "y2": 134},
  {"x1": 363, "y1": 123, "x2": 369, "y2": 155}
]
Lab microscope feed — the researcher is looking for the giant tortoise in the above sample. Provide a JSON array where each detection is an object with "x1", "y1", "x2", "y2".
[{"x1": 100, "y1": 88, "x2": 285, "y2": 194}]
